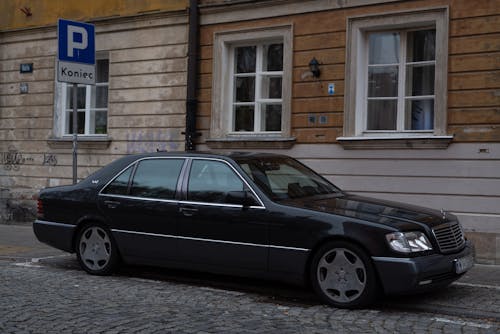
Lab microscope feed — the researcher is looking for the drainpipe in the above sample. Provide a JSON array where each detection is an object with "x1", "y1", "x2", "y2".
[{"x1": 185, "y1": 0, "x2": 199, "y2": 151}]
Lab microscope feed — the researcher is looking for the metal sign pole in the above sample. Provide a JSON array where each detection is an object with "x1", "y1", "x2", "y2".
[
  {"x1": 57, "y1": 19, "x2": 95, "y2": 184},
  {"x1": 72, "y1": 83, "x2": 78, "y2": 184}
]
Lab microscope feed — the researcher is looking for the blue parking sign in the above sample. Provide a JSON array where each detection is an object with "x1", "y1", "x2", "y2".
[
  {"x1": 58, "y1": 19, "x2": 95, "y2": 64},
  {"x1": 57, "y1": 19, "x2": 95, "y2": 84}
]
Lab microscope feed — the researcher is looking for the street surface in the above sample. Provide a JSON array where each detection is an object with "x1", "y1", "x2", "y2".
[{"x1": 1, "y1": 224, "x2": 499, "y2": 333}]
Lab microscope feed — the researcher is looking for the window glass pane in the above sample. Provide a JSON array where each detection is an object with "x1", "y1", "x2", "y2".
[
  {"x1": 94, "y1": 86, "x2": 108, "y2": 108},
  {"x1": 261, "y1": 104, "x2": 281, "y2": 131},
  {"x1": 261, "y1": 76, "x2": 282, "y2": 99},
  {"x1": 368, "y1": 66, "x2": 398, "y2": 97},
  {"x1": 235, "y1": 46, "x2": 256, "y2": 73},
  {"x1": 405, "y1": 99, "x2": 434, "y2": 130},
  {"x1": 369, "y1": 32, "x2": 400, "y2": 64},
  {"x1": 235, "y1": 77, "x2": 255, "y2": 102},
  {"x1": 188, "y1": 160, "x2": 244, "y2": 204},
  {"x1": 68, "y1": 111, "x2": 85, "y2": 134},
  {"x1": 235, "y1": 156, "x2": 339, "y2": 201},
  {"x1": 67, "y1": 86, "x2": 86, "y2": 109},
  {"x1": 406, "y1": 64, "x2": 435, "y2": 96},
  {"x1": 94, "y1": 110, "x2": 107, "y2": 134},
  {"x1": 102, "y1": 165, "x2": 133, "y2": 195},
  {"x1": 367, "y1": 100, "x2": 397, "y2": 130},
  {"x1": 96, "y1": 59, "x2": 109, "y2": 83},
  {"x1": 130, "y1": 159, "x2": 184, "y2": 200},
  {"x1": 264, "y1": 43, "x2": 283, "y2": 71},
  {"x1": 407, "y1": 29, "x2": 435, "y2": 62},
  {"x1": 234, "y1": 105, "x2": 254, "y2": 131}
]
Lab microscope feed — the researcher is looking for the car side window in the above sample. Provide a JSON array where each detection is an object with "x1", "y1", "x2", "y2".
[
  {"x1": 187, "y1": 160, "x2": 244, "y2": 204},
  {"x1": 129, "y1": 159, "x2": 184, "y2": 200},
  {"x1": 102, "y1": 165, "x2": 134, "y2": 195}
]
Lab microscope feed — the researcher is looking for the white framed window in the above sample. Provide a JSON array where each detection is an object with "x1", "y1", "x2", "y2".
[
  {"x1": 230, "y1": 42, "x2": 283, "y2": 133},
  {"x1": 55, "y1": 56, "x2": 109, "y2": 136},
  {"x1": 341, "y1": 7, "x2": 451, "y2": 148},
  {"x1": 366, "y1": 29, "x2": 436, "y2": 132},
  {"x1": 209, "y1": 25, "x2": 293, "y2": 146}
]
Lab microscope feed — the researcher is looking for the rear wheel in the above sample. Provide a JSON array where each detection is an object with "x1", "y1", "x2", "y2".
[
  {"x1": 310, "y1": 241, "x2": 378, "y2": 308},
  {"x1": 76, "y1": 224, "x2": 119, "y2": 275}
]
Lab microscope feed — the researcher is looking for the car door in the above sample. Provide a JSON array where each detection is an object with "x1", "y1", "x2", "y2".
[
  {"x1": 98, "y1": 157, "x2": 186, "y2": 263},
  {"x1": 177, "y1": 158, "x2": 268, "y2": 272}
]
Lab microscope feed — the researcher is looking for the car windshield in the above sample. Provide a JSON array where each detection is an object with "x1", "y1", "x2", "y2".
[{"x1": 235, "y1": 156, "x2": 342, "y2": 201}]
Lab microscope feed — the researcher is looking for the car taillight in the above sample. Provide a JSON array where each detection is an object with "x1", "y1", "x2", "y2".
[{"x1": 37, "y1": 199, "x2": 44, "y2": 218}]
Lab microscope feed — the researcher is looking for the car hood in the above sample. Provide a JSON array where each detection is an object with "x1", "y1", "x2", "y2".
[{"x1": 280, "y1": 194, "x2": 451, "y2": 230}]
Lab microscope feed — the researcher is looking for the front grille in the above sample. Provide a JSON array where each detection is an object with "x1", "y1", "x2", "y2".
[{"x1": 432, "y1": 221, "x2": 465, "y2": 254}]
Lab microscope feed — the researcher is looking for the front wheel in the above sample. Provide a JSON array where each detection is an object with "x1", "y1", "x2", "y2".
[
  {"x1": 310, "y1": 241, "x2": 378, "y2": 308},
  {"x1": 76, "y1": 224, "x2": 119, "y2": 275}
]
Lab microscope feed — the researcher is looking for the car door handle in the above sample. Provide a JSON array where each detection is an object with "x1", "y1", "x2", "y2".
[
  {"x1": 104, "y1": 200, "x2": 120, "y2": 209},
  {"x1": 179, "y1": 207, "x2": 198, "y2": 216}
]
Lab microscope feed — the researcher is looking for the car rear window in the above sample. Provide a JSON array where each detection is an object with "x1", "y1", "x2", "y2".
[
  {"x1": 129, "y1": 158, "x2": 184, "y2": 200},
  {"x1": 101, "y1": 165, "x2": 134, "y2": 195}
]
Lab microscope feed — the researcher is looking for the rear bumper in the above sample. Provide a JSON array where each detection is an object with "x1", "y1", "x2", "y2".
[
  {"x1": 33, "y1": 220, "x2": 76, "y2": 253},
  {"x1": 372, "y1": 240, "x2": 474, "y2": 295}
]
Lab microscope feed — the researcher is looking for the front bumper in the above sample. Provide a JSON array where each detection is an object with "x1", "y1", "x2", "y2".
[
  {"x1": 33, "y1": 219, "x2": 76, "y2": 253},
  {"x1": 372, "y1": 240, "x2": 474, "y2": 295}
]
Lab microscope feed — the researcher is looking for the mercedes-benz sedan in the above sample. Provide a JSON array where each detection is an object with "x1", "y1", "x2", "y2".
[{"x1": 34, "y1": 152, "x2": 474, "y2": 308}]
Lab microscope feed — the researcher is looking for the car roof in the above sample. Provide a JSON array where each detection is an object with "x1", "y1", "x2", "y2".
[{"x1": 125, "y1": 151, "x2": 288, "y2": 160}]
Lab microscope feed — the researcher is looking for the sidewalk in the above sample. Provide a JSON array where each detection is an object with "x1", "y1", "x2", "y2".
[{"x1": 0, "y1": 224, "x2": 66, "y2": 261}]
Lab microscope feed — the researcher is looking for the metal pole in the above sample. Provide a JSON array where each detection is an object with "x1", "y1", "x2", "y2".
[
  {"x1": 185, "y1": 0, "x2": 199, "y2": 151},
  {"x1": 72, "y1": 83, "x2": 78, "y2": 184}
]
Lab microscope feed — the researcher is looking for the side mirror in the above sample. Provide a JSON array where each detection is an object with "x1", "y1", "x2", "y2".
[{"x1": 226, "y1": 190, "x2": 258, "y2": 207}]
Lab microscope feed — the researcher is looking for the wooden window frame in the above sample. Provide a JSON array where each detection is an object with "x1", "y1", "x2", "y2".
[
  {"x1": 207, "y1": 25, "x2": 295, "y2": 149},
  {"x1": 340, "y1": 7, "x2": 453, "y2": 149}
]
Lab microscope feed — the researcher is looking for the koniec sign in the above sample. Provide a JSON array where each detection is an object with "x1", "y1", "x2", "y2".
[{"x1": 57, "y1": 19, "x2": 95, "y2": 85}]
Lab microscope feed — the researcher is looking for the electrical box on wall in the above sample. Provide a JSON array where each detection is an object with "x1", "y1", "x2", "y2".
[{"x1": 20, "y1": 63, "x2": 33, "y2": 73}]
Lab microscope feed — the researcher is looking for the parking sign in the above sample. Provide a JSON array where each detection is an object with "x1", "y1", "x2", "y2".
[{"x1": 57, "y1": 19, "x2": 95, "y2": 85}]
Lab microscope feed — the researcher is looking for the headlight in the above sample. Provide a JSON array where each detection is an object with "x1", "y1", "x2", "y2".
[{"x1": 386, "y1": 231, "x2": 433, "y2": 253}]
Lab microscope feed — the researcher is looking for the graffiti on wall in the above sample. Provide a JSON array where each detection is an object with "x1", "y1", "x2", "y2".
[
  {"x1": 2, "y1": 147, "x2": 26, "y2": 170},
  {"x1": 43, "y1": 154, "x2": 58, "y2": 166},
  {"x1": 126, "y1": 130, "x2": 180, "y2": 154},
  {"x1": 1, "y1": 146, "x2": 57, "y2": 170}
]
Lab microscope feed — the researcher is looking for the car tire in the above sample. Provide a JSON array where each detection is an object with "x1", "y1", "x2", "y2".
[
  {"x1": 76, "y1": 223, "x2": 119, "y2": 275},
  {"x1": 310, "y1": 240, "x2": 378, "y2": 308}
]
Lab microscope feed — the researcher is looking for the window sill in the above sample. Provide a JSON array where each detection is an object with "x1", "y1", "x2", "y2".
[
  {"x1": 47, "y1": 136, "x2": 112, "y2": 150},
  {"x1": 206, "y1": 137, "x2": 296, "y2": 149},
  {"x1": 336, "y1": 135, "x2": 453, "y2": 150}
]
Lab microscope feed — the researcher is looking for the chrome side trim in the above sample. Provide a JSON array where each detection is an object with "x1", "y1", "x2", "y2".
[
  {"x1": 111, "y1": 228, "x2": 310, "y2": 252},
  {"x1": 371, "y1": 256, "x2": 415, "y2": 264},
  {"x1": 178, "y1": 200, "x2": 265, "y2": 210},
  {"x1": 98, "y1": 194, "x2": 266, "y2": 210},
  {"x1": 99, "y1": 193, "x2": 179, "y2": 204},
  {"x1": 34, "y1": 219, "x2": 75, "y2": 229}
]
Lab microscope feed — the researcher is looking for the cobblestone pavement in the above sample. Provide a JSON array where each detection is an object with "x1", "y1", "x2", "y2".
[{"x1": 1, "y1": 256, "x2": 499, "y2": 334}]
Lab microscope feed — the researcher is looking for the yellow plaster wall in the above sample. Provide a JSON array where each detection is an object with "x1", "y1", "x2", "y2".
[{"x1": 0, "y1": 0, "x2": 188, "y2": 31}]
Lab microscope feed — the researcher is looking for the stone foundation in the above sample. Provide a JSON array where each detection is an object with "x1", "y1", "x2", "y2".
[{"x1": 466, "y1": 232, "x2": 500, "y2": 265}]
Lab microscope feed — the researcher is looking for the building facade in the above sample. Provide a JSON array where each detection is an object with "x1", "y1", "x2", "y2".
[
  {"x1": 0, "y1": 0, "x2": 189, "y2": 221},
  {"x1": 195, "y1": 0, "x2": 500, "y2": 263}
]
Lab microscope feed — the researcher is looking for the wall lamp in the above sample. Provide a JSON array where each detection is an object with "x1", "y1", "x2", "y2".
[{"x1": 309, "y1": 57, "x2": 320, "y2": 78}]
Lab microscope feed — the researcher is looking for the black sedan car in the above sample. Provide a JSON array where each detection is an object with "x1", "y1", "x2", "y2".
[{"x1": 34, "y1": 152, "x2": 474, "y2": 308}]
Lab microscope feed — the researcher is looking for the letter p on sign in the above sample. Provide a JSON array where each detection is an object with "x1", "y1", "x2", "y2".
[{"x1": 67, "y1": 25, "x2": 88, "y2": 58}]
